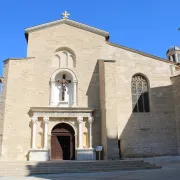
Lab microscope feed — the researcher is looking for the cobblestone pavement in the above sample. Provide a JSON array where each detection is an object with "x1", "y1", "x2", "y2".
[{"x1": 1, "y1": 162, "x2": 180, "y2": 180}]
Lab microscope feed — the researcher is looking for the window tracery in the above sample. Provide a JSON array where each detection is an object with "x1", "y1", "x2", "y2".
[{"x1": 131, "y1": 75, "x2": 150, "y2": 113}]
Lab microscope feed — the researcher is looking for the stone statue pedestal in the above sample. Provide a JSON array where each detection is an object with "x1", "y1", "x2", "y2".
[
  {"x1": 76, "y1": 148, "x2": 95, "y2": 160},
  {"x1": 58, "y1": 101, "x2": 69, "y2": 107},
  {"x1": 29, "y1": 149, "x2": 50, "y2": 161}
]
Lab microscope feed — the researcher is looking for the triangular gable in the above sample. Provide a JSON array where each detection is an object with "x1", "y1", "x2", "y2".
[{"x1": 25, "y1": 19, "x2": 109, "y2": 41}]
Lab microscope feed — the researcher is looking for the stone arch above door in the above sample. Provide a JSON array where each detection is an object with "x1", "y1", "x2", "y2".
[
  {"x1": 51, "y1": 122, "x2": 75, "y2": 134},
  {"x1": 50, "y1": 120, "x2": 77, "y2": 136}
]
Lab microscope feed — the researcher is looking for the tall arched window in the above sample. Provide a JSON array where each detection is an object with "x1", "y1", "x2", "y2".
[{"x1": 131, "y1": 74, "x2": 150, "y2": 112}]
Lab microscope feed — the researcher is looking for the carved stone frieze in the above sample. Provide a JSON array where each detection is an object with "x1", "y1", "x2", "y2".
[{"x1": 33, "y1": 112, "x2": 92, "y2": 118}]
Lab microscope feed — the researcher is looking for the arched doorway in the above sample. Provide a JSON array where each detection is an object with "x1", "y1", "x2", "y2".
[{"x1": 51, "y1": 123, "x2": 75, "y2": 160}]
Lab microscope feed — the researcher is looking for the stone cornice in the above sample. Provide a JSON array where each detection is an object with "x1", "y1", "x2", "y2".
[
  {"x1": 98, "y1": 59, "x2": 116, "y2": 63},
  {"x1": 30, "y1": 107, "x2": 95, "y2": 113},
  {"x1": 25, "y1": 19, "x2": 109, "y2": 39},
  {"x1": 29, "y1": 107, "x2": 95, "y2": 118},
  {"x1": 3, "y1": 57, "x2": 35, "y2": 62}
]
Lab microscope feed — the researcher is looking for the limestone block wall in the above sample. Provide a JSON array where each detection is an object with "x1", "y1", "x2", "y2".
[
  {"x1": 99, "y1": 60, "x2": 119, "y2": 160},
  {"x1": 171, "y1": 75, "x2": 180, "y2": 155},
  {"x1": 1, "y1": 24, "x2": 106, "y2": 161},
  {"x1": 0, "y1": 62, "x2": 9, "y2": 159},
  {"x1": 1, "y1": 21, "x2": 179, "y2": 161},
  {"x1": 99, "y1": 60, "x2": 107, "y2": 158},
  {"x1": 26, "y1": 24, "x2": 105, "y2": 149},
  {"x1": 1, "y1": 58, "x2": 34, "y2": 161},
  {"x1": 102, "y1": 43, "x2": 178, "y2": 158}
]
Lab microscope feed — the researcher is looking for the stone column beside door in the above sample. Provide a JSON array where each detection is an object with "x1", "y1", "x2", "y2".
[
  {"x1": 29, "y1": 116, "x2": 50, "y2": 161},
  {"x1": 76, "y1": 116, "x2": 95, "y2": 160}
]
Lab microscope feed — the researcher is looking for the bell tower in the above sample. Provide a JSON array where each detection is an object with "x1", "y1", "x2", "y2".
[{"x1": 166, "y1": 46, "x2": 180, "y2": 63}]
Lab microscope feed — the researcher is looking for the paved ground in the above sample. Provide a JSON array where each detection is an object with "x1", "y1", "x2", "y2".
[{"x1": 1, "y1": 162, "x2": 180, "y2": 180}]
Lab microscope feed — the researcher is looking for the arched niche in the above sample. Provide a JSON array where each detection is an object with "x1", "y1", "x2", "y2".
[
  {"x1": 52, "y1": 47, "x2": 76, "y2": 68},
  {"x1": 50, "y1": 68, "x2": 77, "y2": 107}
]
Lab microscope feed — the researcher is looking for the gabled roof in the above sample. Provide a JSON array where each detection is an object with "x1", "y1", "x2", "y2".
[
  {"x1": 25, "y1": 19, "x2": 109, "y2": 41},
  {"x1": 107, "y1": 41, "x2": 175, "y2": 64},
  {"x1": 24, "y1": 18, "x2": 173, "y2": 65}
]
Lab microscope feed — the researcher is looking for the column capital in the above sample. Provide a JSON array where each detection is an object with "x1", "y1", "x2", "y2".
[
  {"x1": 77, "y1": 116, "x2": 83, "y2": 123},
  {"x1": 43, "y1": 116, "x2": 49, "y2": 124},
  {"x1": 88, "y1": 116, "x2": 94, "y2": 124},
  {"x1": 51, "y1": 80, "x2": 56, "y2": 84},
  {"x1": 32, "y1": 116, "x2": 38, "y2": 124}
]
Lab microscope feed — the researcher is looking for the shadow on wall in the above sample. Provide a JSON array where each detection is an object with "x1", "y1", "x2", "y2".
[
  {"x1": 85, "y1": 62, "x2": 178, "y2": 159},
  {"x1": 19, "y1": 71, "x2": 180, "y2": 177},
  {"x1": 119, "y1": 84, "x2": 178, "y2": 158},
  {"x1": 86, "y1": 62, "x2": 101, "y2": 149}
]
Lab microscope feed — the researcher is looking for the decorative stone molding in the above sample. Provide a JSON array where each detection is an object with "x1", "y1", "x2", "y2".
[
  {"x1": 51, "y1": 68, "x2": 77, "y2": 82},
  {"x1": 88, "y1": 116, "x2": 94, "y2": 124},
  {"x1": 25, "y1": 19, "x2": 109, "y2": 39},
  {"x1": 34, "y1": 112, "x2": 92, "y2": 117},
  {"x1": 43, "y1": 116, "x2": 49, "y2": 124},
  {"x1": 32, "y1": 116, "x2": 38, "y2": 124},
  {"x1": 50, "y1": 120, "x2": 77, "y2": 135},
  {"x1": 30, "y1": 107, "x2": 94, "y2": 118},
  {"x1": 77, "y1": 116, "x2": 83, "y2": 123}
]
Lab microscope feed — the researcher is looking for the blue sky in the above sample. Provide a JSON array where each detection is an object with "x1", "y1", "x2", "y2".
[{"x1": 0, "y1": 0, "x2": 180, "y2": 75}]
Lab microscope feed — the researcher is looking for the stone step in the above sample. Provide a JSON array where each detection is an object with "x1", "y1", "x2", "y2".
[
  {"x1": 0, "y1": 161, "x2": 151, "y2": 166},
  {"x1": 0, "y1": 160, "x2": 161, "y2": 176},
  {"x1": 0, "y1": 164, "x2": 157, "y2": 171},
  {"x1": 0, "y1": 160, "x2": 149, "y2": 166}
]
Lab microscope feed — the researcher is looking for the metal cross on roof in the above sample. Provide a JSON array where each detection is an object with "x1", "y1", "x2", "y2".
[{"x1": 62, "y1": 11, "x2": 70, "y2": 19}]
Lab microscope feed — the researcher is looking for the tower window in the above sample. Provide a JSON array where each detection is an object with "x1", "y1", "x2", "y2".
[
  {"x1": 178, "y1": 54, "x2": 180, "y2": 63},
  {"x1": 172, "y1": 54, "x2": 176, "y2": 62}
]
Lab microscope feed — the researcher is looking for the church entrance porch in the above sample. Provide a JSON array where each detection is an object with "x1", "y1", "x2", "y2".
[
  {"x1": 28, "y1": 107, "x2": 95, "y2": 161},
  {"x1": 51, "y1": 123, "x2": 75, "y2": 160}
]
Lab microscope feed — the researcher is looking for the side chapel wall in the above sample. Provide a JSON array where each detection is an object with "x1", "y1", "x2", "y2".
[
  {"x1": 171, "y1": 75, "x2": 180, "y2": 155},
  {"x1": 1, "y1": 59, "x2": 34, "y2": 161},
  {"x1": 101, "y1": 43, "x2": 178, "y2": 158}
]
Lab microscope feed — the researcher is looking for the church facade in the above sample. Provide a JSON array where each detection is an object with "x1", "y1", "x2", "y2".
[{"x1": 1, "y1": 13, "x2": 180, "y2": 161}]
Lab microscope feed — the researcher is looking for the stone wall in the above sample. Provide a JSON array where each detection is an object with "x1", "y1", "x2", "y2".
[
  {"x1": 99, "y1": 60, "x2": 119, "y2": 160},
  {"x1": 1, "y1": 21, "x2": 179, "y2": 160},
  {"x1": 1, "y1": 58, "x2": 34, "y2": 161},
  {"x1": 171, "y1": 75, "x2": 180, "y2": 155},
  {"x1": 0, "y1": 62, "x2": 9, "y2": 159},
  {"x1": 0, "y1": 24, "x2": 106, "y2": 161},
  {"x1": 101, "y1": 43, "x2": 178, "y2": 158}
]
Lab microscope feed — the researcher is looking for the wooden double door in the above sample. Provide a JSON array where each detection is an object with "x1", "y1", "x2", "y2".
[{"x1": 51, "y1": 123, "x2": 75, "y2": 160}]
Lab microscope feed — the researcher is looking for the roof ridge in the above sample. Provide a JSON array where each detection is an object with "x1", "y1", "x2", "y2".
[
  {"x1": 25, "y1": 19, "x2": 109, "y2": 41},
  {"x1": 107, "y1": 41, "x2": 174, "y2": 64}
]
